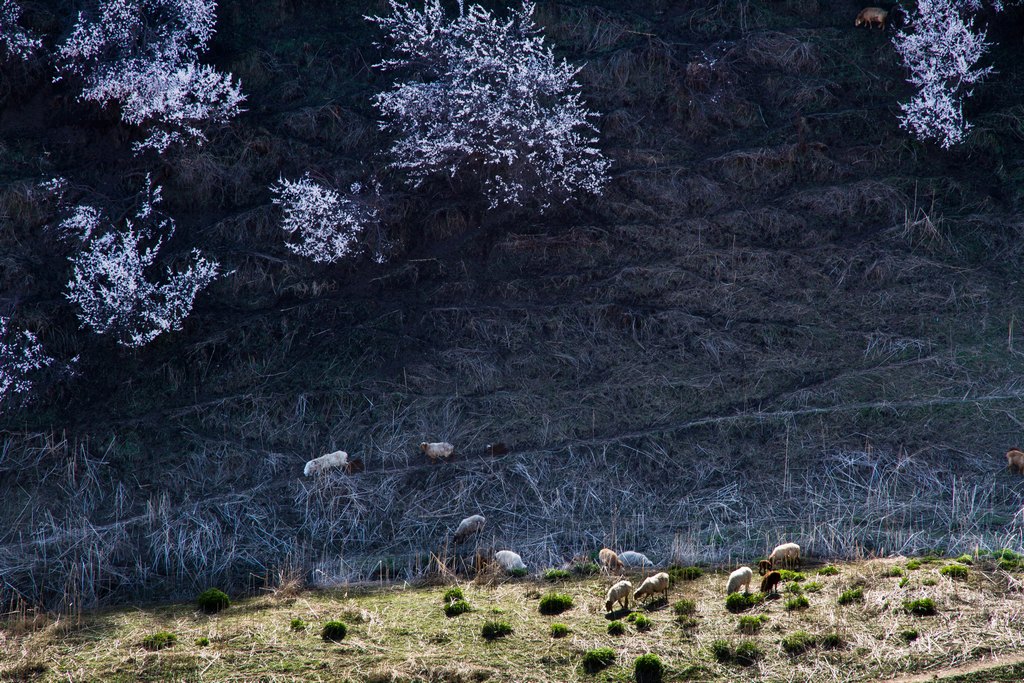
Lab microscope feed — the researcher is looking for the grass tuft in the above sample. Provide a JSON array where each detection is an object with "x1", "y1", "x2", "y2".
[
  {"x1": 725, "y1": 592, "x2": 762, "y2": 613},
  {"x1": 290, "y1": 617, "x2": 306, "y2": 631},
  {"x1": 481, "y1": 620, "x2": 513, "y2": 641},
  {"x1": 442, "y1": 587, "x2": 465, "y2": 603},
  {"x1": 634, "y1": 653, "x2": 665, "y2": 683},
  {"x1": 817, "y1": 565, "x2": 840, "y2": 576},
  {"x1": 444, "y1": 599, "x2": 471, "y2": 617},
  {"x1": 538, "y1": 592, "x2": 573, "y2": 615},
  {"x1": 544, "y1": 568, "x2": 572, "y2": 582},
  {"x1": 634, "y1": 614, "x2": 653, "y2": 632},
  {"x1": 838, "y1": 587, "x2": 864, "y2": 605},
  {"x1": 904, "y1": 598, "x2": 937, "y2": 616},
  {"x1": 550, "y1": 623, "x2": 570, "y2": 638},
  {"x1": 141, "y1": 631, "x2": 177, "y2": 650},
  {"x1": 738, "y1": 614, "x2": 768, "y2": 634},
  {"x1": 607, "y1": 620, "x2": 626, "y2": 635},
  {"x1": 940, "y1": 564, "x2": 970, "y2": 580},
  {"x1": 668, "y1": 565, "x2": 703, "y2": 582},
  {"x1": 781, "y1": 630, "x2": 817, "y2": 655},
  {"x1": 785, "y1": 595, "x2": 810, "y2": 611},
  {"x1": 581, "y1": 647, "x2": 616, "y2": 673},
  {"x1": 196, "y1": 588, "x2": 230, "y2": 614},
  {"x1": 321, "y1": 621, "x2": 347, "y2": 641}
]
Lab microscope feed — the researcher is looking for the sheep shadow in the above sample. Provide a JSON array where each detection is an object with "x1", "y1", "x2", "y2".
[
  {"x1": 636, "y1": 597, "x2": 670, "y2": 612},
  {"x1": 604, "y1": 607, "x2": 632, "y2": 621}
]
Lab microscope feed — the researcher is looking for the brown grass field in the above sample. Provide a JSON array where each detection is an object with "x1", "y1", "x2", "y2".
[{"x1": 5, "y1": 555, "x2": 1024, "y2": 682}]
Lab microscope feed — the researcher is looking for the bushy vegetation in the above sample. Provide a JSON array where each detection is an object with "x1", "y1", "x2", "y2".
[
  {"x1": 538, "y1": 592, "x2": 573, "y2": 615},
  {"x1": 444, "y1": 599, "x2": 471, "y2": 617},
  {"x1": 777, "y1": 570, "x2": 805, "y2": 582},
  {"x1": 633, "y1": 614, "x2": 653, "y2": 632},
  {"x1": 321, "y1": 621, "x2": 348, "y2": 641},
  {"x1": 549, "y1": 623, "x2": 569, "y2": 638},
  {"x1": 904, "y1": 598, "x2": 938, "y2": 616},
  {"x1": 901, "y1": 628, "x2": 920, "y2": 643},
  {"x1": 712, "y1": 639, "x2": 764, "y2": 666},
  {"x1": 738, "y1": 614, "x2": 768, "y2": 634},
  {"x1": 838, "y1": 587, "x2": 864, "y2": 605},
  {"x1": 607, "y1": 620, "x2": 626, "y2": 636},
  {"x1": 544, "y1": 568, "x2": 571, "y2": 582},
  {"x1": 725, "y1": 592, "x2": 762, "y2": 613},
  {"x1": 581, "y1": 647, "x2": 616, "y2": 673},
  {"x1": 571, "y1": 562, "x2": 600, "y2": 577},
  {"x1": 634, "y1": 653, "x2": 665, "y2": 683},
  {"x1": 781, "y1": 630, "x2": 817, "y2": 655},
  {"x1": 785, "y1": 595, "x2": 810, "y2": 611},
  {"x1": 290, "y1": 617, "x2": 306, "y2": 631},
  {"x1": 196, "y1": 588, "x2": 230, "y2": 614},
  {"x1": 667, "y1": 566, "x2": 703, "y2": 582},
  {"x1": 195, "y1": 636, "x2": 210, "y2": 646},
  {"x1": 673, "y1": 599, "x2": 697, "y2": 616},
  {"x1": 817, "y1": 565, "x2": 840, "y2": 576},
  {"x1": 481, "y1": 620, "x2": 513, "y2": 641},
  {"x1": 141, "y1": 631, "x2": 177, "y2": 650},
  {"x1": 940, "y1": 564, "x2": 970, "y2": 579},
  {"x1": 443, "y1": 587, "x2": 465, "y2": 603}
]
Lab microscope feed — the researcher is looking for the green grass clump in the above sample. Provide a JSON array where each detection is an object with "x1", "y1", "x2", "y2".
[
  {"x1": 538, "y1": 592, "x2": 574, "y2": 615},
  {"x1": 956, "y1": 554, "x2": 974, "y2": 565},
  {"x1": 837, "y1": 587, "x2": 864, "y2": 605},
  {"x1": 321, "y1": 621, "x2": 347, "y2": 641},
  {"x1": 725, "y1": 592, "x2": 762, "y2": 613},
  {"x1": 781, "y1": 630, "x2": 817, "y2": 655},
  {"x1": 710, "y1": 639, "x2": 732, "y2": 663},
  {"x1": 786, "y1": 581, "x2": 803, "y2": 594},
  {"x1": 906, "y1": 559, "x2": 922, "y2": 570},
  {"x1": 668, "y1": 565, "x2": 703, "y2": 582},
  {"x1": 785, "y1": 595, "x2": 810, "y2": 611},
  {"x1": 634, "y1": 653, "x2": 665, "y2": 683},
  {"x1": 922, "y1": 577, "x2": 938, "y2": 586},
  {"x1": 444, "y1": 599, "x2": 471, "y2": 617},
  {"x1": 550, "y1": 623, "x2": 570, "y2": 638},
  {"x1": 904, "y1": 598, "x2": 937, "y2": 616},
  {"x1": 141, "y1": 632, "x2": 177, "y2": 650},
  {"x1": 820, "y1": 632, "x2": 843, "y2": 649},
  {"x1": 196, "y1": 588, "x2": 230, "y2": 614},
  {"x1": 777, "y1": 570, "x2": 805, "y2": 582},
  {"x1": 803, "y1": 581, "x2": 823, "y2": 593},
  {"x1": 572, "y1": 562, "x2": 600, "y2": 576},
  {"x1": 899, "y1": 576, "x2": 910, "y2": 588},
  {"x1": 442, "y1": 587, "x2": 465, "y2": 603},
  {"x1": 290, "y1": 617, "x2": 306, "y2": 631},
  {"x1": 607, "y1": 620, "x2": 626, "y2": 635},
  {"x1": 544, "y1": 568, "x2": 571, "y2": 582},
  {"x1": 633, "y1": 614, "x2": 654, "y2": 632},
  {"x1": 509, "y1": 568, "x2": 529, "y2": 578},
  {"x1": 195, "y1": 636, "x2": 210, "y2": 647},
  {"x1": 998, "y1": 558, "x2": 1020, "y2": 571},
  {"x1": 996, "y1": 548, "x2": 1022, "y2": 561},
  {"x1": 738, "y1": 614, "x2": 768, "y2": 634},
  {"x1": 881, "y1": 566, "x2": 905, "y2": 578},
  {"x1": 734, "y1": 640, "x2": 764, "y2": 666},
  {"x1": 581, "y1": 647, "x2": 616, "y2": 673},
  {"x1": 481, "y1": 620, "x2": 513, "y2": 641},
  {"x1": 901, "y1": 628, "x2": 919, "y2": 643},
  {"x1": 817, "y1": 565, "x2": 840, "y2": 576},
  {"x1": 940, "y1": 564, "x2": 970, "y2": 580},
  {"x1": 673, "y1": 599, "x2": 696, "y2": 616}
]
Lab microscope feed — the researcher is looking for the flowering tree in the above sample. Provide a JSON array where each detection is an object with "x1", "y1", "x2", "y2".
[
  {"x1": 892, "y1": 0, "x2": 994, "y2": 148},
  {"x1": 368, "y1": 0, "x2": 609, "y2": 210},
  {"x1": 0, "y1": 317, "x2": 51, "y2": 412},
  {"x1": 63, "y1": 180, "x2": 220, "y2": 348},
  {"x1": 0, "y1": 0, "x2": 39, "y2": 60},
  {"x1": 57, "y1": 0, "x2": 244, "y2": 153},
  {"x1": 270, "y1": 175, "x2": 378, "y2": 264}
]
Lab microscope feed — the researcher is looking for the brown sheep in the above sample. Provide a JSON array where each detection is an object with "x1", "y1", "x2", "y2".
[
  {"x1": 758, "y1": 559, "x2": 772, "y2": 576},
  {"x1": 855, "y1": 7, "x2": 888, "y2": 30},
  {"x1": 598, "y1": 548, "x2": 625, "y2": 573},
  {"x1": 1008, "y1": 448, "x2": 1024, "y2": 474},
  {"x1": 760, "y1": 570, "x2": 782, "y2": 595}
]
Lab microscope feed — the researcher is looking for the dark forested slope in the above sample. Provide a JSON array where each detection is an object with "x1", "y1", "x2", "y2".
[{"x1": 3, "y1": 0, "x2": 1024, "y2": 609}]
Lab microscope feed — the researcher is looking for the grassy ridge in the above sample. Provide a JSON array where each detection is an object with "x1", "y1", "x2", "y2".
[{"x1": 3, "y1": 557, "x2": 1024, "y2": 682}]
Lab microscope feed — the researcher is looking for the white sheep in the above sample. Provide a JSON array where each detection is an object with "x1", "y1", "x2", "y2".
[
  {"x1": 599, "y1": 548, "x2": 625, "y2": 573},
  {"x1": 768, "y1": 542, "x2": 801, "y2": 569},
  {"x1": 303, "y1": 450, "x2": 348, "y2": 477},
  {"x1": 605, "y1": 580, "x2": 633, "y2": 612},
  {"x1": 453, "y1": 514, "x2": 486, "y2": 543},
  {"x1": 420, "y1": 441, "x2": 455, "y2": 462},
  {"x1": 494, "y1": 550, "x2": 526, "y2": 573},
  {"x1": 727, "y1": 566, "x2": 753, "y2": 595},
  {"x1": 633, "y1": 572, "x2": 670, "y2": 603},
  {"x1": 618, "y1": 551, "x2": 653, "y2": 568}
]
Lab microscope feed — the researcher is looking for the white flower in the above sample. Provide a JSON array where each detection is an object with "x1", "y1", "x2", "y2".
[{"x1": 271, "y1": 174, "x2": 376, "y2": 264}]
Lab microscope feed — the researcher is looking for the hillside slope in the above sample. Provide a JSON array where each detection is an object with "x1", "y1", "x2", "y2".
[{"x1": 3, "y1": 0, "x2": 1024, "y2": 609}]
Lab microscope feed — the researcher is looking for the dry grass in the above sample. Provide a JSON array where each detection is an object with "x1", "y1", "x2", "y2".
[{"x1": 4, "y1": 559, "x2": 1023, "y2": 682}]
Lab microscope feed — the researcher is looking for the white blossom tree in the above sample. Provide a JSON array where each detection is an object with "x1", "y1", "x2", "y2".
[
  {"x1": 892, "y1": 0, "x2": 994, "y2": 148},
  {"x1": 368, "y1": 0, "x2": 609, "y2": 210},
  {"x1": 63, "y1": 180, "x2": 220, "y2": 348},
  {"x1": 0, "y1": 317, "x2": 51, "y2": 412},
  {"x1": 57, "y1": 0, "x2": 244, "y2": 153},
  {"x1": 270, "y1": 175, "x2": 378, "y2": 264},
  {"x1": 0, "y1": 0, "x2": 39, "y2": 60}
]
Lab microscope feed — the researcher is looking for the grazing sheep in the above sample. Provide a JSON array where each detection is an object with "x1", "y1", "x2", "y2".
[
  {"x1": 486, "y1": 442, "x2": 510, "y2": 456},
  {"x1": 727, "y1": 566, "x2": 753, "y2": 595},
  {"x1": 769, "y1": 542, "x2": 801, "y2": 569},
  {"x1": 855, "y1": 7, "x2": 887, "y2": 29},
  {"x1": 599, "y1": 548, "x2": 625, "y2": 573},
  {"x1": 1007, "y1": 448, "x2": 1024, "y2": 474},
  {"x1": 760, "y1": 570, "x2": 782, "y2": 595},
  {"x1": 304, "y1": 450, "x2": 348, "y2": 477},
  {"x1": 605, "y1": 580, "x2": 633, "y2": 612},
  {"x1": 758, "y1": 559, "x2": 773, "y2": 576},
  {"x1": 618, "y1": 551, "x2": 654, "y2": 568},
  {"x1": 494, "y1": 550, "x2": 527, "y2": 573},
  {"x1": 453, "y1": 514, "x2": 486, "y2": 543},
  {"x1": 420, "y1": 441, "x2": 455, "y2": 463},
  {"x1": 633, "y1": 572, "x2": 671, "y2": 603}
]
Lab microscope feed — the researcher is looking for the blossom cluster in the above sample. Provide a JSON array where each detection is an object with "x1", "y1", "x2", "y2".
[{"x1": 270, "y1": 175, "x2": 377, "y2": 264}]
